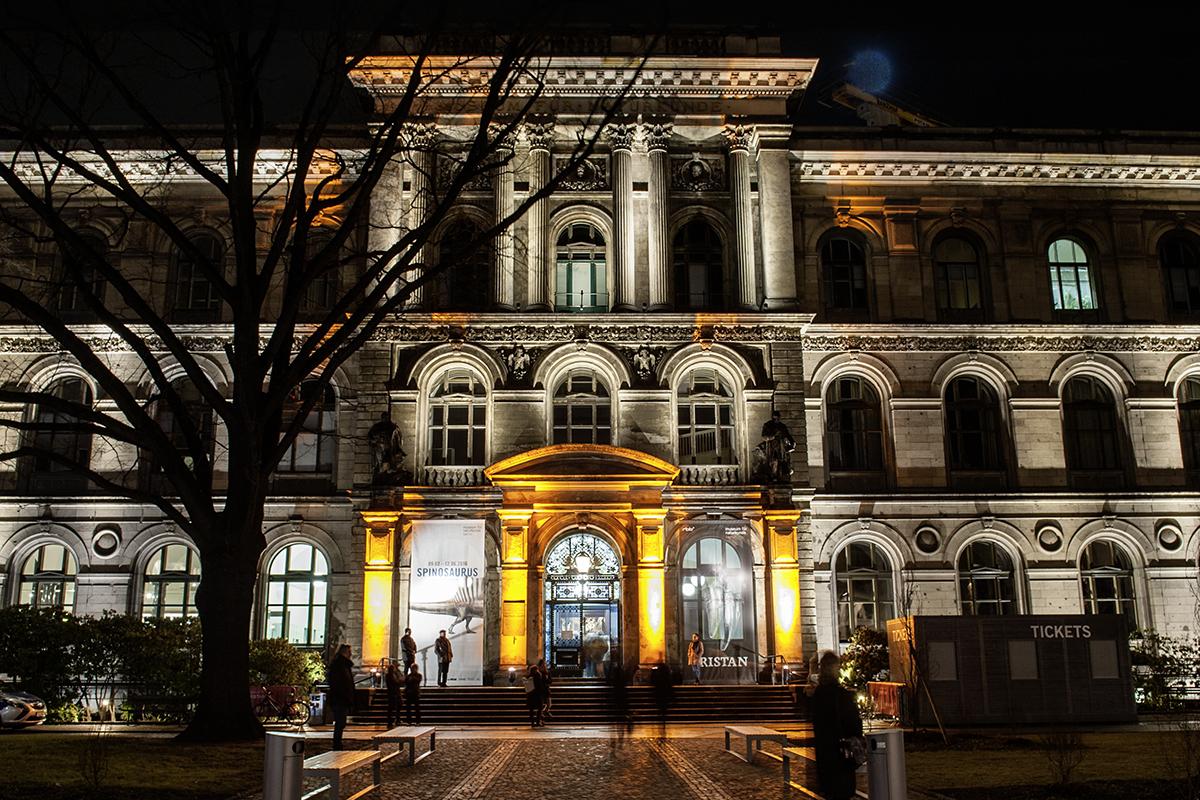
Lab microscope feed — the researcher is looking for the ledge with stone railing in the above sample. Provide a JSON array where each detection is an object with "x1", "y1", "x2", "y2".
[
  {"x1": 421, "y1": 465, "x2": 487, "y2": 487},
  {"x1": 677, "y1": 464, "x2": 741, "y2": 486}
]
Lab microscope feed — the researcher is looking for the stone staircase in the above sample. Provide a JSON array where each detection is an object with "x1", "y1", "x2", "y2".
[{"x1": 351, "y1": 681, "x2": 802, "y2": 726}]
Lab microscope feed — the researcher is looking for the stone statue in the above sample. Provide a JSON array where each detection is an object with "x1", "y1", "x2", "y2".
[
  {"x1": 633, "y1": 346, "x2": 656, "y2": 380},
  {"x1": 368, "y1": 411, "x2": 407, "y2": 484},
  {"x1": 756, "y1": 410, "x2": 796, "y2": 483},
  {"x1": 506, "y1": 344, "x2": 532, "y2": 381}
]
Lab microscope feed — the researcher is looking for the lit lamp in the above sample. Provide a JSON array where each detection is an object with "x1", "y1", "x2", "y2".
[{"x1": 574, "y1": 553, "x2": 593, "y2": 574}]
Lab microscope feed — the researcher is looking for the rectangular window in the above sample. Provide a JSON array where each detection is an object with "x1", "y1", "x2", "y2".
[
  {"x1": 928, "y1": 641, "x2": 958, "y2": 681},
  {"x1": 1089, "y1": 639, "x2": 1119, "y2": 679}
]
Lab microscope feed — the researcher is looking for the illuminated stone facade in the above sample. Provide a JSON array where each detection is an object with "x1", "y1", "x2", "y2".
[{"x1": 2, "y1": 35, "x2": 1199, "y2": 683}]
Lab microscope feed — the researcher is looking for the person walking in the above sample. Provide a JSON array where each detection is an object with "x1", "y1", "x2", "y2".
[
  {"x1": 607, "y1": 659, "x2": 632, "y2": 750},
  {"x1": 384, "y1": 660, "x2": 403, "y2": 728},
  {"x1": 532, "y1": 660, "x2": 550, "y2": 725},
  {"x1": 400, "y1": 628, "x2": 417, "y2": 671},
  {"x1": 435, "y1": 630, "x2": 453, "y2": 687},
  {"x1": 522, "y1": 665, "x2": 543, "y2": 728},
  {"x1": 326, "y1": 643, "x2": 355, "y2": 750},
  {"x1": 403, "y1": 663, "x2": 423, "y2": 725},
  {"x1": 687, "y1": 632, "x2": 705, "y2": 685},
  {"x1": 650, "y1": 662, "x2": 674, "y2": 741},
  {"x1": 810, "y1": 651, "x2": 864, "y2": 800},
  {"x1": 536, "y1": 658, "x2": 553, "y2": 720}
]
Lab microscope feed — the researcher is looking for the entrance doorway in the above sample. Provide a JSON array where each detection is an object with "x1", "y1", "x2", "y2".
[{"x1": 543, "y1": 531, "x2": 620, "y2": 677}]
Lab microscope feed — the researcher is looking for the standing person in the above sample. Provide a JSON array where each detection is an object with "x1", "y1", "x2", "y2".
[
  {"x1": 650, "y1": 662, "x2": 674, "y2": 741},
  {"x1": 607, "y1": 659, "x2": 631, "y2": 750},
  {"x1": 403, "y1": 663, "x2": 423, "y2": 725},
  {"x1": 522, "y1": 665, "x2": 543, "y2": 728},
  {"x1": 810, "y1": 651, "x2": 864, "y2": 800},
  {"x1": 532, "y1": 660, "x2": 550, "y2": 725},
  {"x1": 536, "y1": 658, "x2": 553, "y2": 720},
  {"x1": 384, "y1": 660, "x2": 403, "y2": 728},
  {"x1": 326, "y1": 643, "x2": 355, "y2": 751},
  {"x1": 687, "y1": 632, "x2": 705, "y2": 685},
  {"x1": 400, "y1": 628, "x2": 417, "y2": 671},
  {"x1": 435, "y1": 630, "x2": 453, "y2": 687}
]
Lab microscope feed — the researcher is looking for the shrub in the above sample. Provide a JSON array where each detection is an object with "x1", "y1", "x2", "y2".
[
  {"x1": 840, "y1": 626, "x2": 890, "y2": 694},
  {"x1": 0, "y1": 606, "x2": 83, "y2": 708},
  {"x1": 248, "y1": 639, "x2": 323, "y2": 693},
  {"x1": 1131, "y1": 629, "x2": 1200, "y2": 711}
]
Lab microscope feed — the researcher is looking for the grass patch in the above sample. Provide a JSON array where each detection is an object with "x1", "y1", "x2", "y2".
[{"x1": 0, "y1": 732, "x2": 330, "y2": 800}]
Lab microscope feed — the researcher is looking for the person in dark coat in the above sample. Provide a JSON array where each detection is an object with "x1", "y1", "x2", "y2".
[
  {"x1": 384, "y1": 660, "x2": 403, "y2": 728},
  {"x1": 403, "y1": 663, "x2": 423, "y2": 725},
  {"x1": 531, "y1": 662, "x2": 550, "y2": 726},
  {"x1": 607, "y1": 659, "x2": 632, "y2": 750},
  {"x1": 536, "y1": 658, "x2": 553, "y2": 719},
  {"x1": 435, "y1": 630, "x2": 453, "y2": 687},
  {"x1": 650, "y1": 662, "x2": 674, "y2": 741},
  {"x1": 400, "y1": 628, "x2": 417, "y2": 671},
  {"x1": 522, "y1": 665, "x2": 543, "y2": 727},
  {"x1": 326, "y1": 643, "x2": 355, "y2": 750},
  {"x1": 810, "y1": 650, "x2": 864, "y2": 800}
]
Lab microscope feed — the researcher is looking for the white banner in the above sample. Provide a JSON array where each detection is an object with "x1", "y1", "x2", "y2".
[{"x1": 409, "y1": 519, "x2": 486, "y2": 684}]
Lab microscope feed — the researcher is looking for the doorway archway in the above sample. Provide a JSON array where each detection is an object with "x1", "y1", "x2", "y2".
[{"x1": 543, "y1": 530, "x2": 621, "y2": 677}]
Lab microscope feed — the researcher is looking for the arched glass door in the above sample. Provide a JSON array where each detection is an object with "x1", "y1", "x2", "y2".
[{"x1": 543, "y1": 531, "x2": 621, "y2": 677}]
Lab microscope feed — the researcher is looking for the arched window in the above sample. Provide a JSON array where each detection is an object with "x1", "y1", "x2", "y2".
[
  {"x1": 677, "y1": 368, "x2": 736, "y2": 465},
  {"x1": 1179, "y1": 376, "x2": 1200, "y2": 487},
  {"x1": 435, "y1": 220, "x2": 490, "y2": 311},
  {"x1": 53, "y1": 231, "x2": 107, "y2": 319},
  {"x1": 142, "y1": 543, "x2": 200, "y2": 620},
  {"x1": 427, "y1": 369, "x2": 487, "y2": 466},
  {"x1": 552, "y1": 369, "x2": 611, "y2": 445},
  {"x1": 826, "y1": 376, "x2": 884, "y2": 474},
  {"x1": 297, "y1": 233, "x2": 340, "y2": 317},
  {"x1": 944, "y1": 376, "x2": 1006, "y2": 482},
  {"x1": 1159, "y1": 233, "x2": 1200, "y2": 318},
  {"x1": 18, "y1": 542, "x2": 77, "y2": 610},
  {"x1": 821, "y1": 235, "x2": 869, "y2": 317},
  {"x1": 264, "y1": 542, "x2": 329, "y2": 647},
  {"x1": 171, "y1": 233, "x2": 224, "y2": 322},
  {"x1": 673, "y1": 219, "x2": 724, "y2": 310},
  {"x1": 680, "y1": 537, "x2": 751, "y2": 656},
  {"x1": 277, "y1": 381, "x2": 336, "y2": 475},
  {"x1": 555, "y1": 223, "x2": 607, "y2": 312},
  {"x1": 957, "y1": 540, "x2": 1018, "y2": 616},
  {"x1": 1079, "y1": 540, "x2": 1137, "y2": 628},
  {"x1": 835, "y1": 541, "x2": 895, "y2": 644},
  {"x1": 146, "y1": 378, "x2": 215, "y2": 481},
  {"x1": 1062, "y1": 376, "x2": 1123, "y2": 485},
  {"x1": 933, "y1": 235, "x2": 986, "y2": 321},
  {"x1": 1048, "y1": 238, "x2": 1098, "y2": 314},
  {"x1": 28, "y1": 377, "x2": 94, "y2": 492}
]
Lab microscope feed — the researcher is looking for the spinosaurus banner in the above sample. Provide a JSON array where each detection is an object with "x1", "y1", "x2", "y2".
[{"x1": 409, "y1": 519, "x2": 486, "y2": 684}]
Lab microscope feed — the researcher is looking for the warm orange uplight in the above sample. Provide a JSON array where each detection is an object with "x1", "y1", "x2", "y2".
[
  {"x1": 500, "y1": 566, "x2": 528, "y2": 669},
  {"x1": 638, "y1": 567, "x2": 666, "y2": 664},
  {"x1": 361, "y1": 569, "x2": 393, "y2": 665},
  {"x1": 771, "y1": 566, "x2": 802, "y2": 661}
]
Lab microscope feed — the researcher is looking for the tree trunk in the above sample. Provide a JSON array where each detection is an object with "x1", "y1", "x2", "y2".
[{"x1": 179, "y1": 512, "x2": 267, "y2": 742}]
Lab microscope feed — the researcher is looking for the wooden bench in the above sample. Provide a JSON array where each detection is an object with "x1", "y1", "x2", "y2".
[
  {"x1": 781, "y1": 745, "x2": 868, "y2": 799},
  {"x1": 301, "y1": 749, "x2": 381, "y2": 800},
  {"x1": 722, "y1": 724, "x2": 790, "y2": 765},
  {"x1": 372, "y1": 725, "x2": 437, "y2": 766}
]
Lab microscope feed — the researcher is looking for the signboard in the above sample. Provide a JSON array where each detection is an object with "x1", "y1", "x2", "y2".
[
  {"x1": 677, "y1": 518, "x2": 757, "y2": 683},
  {"x1": 409, "y1": 519, "x2": 486, "y2": 684}
]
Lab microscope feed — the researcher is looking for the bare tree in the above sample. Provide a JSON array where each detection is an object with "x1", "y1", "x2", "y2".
[{"x1": 0, "y1": 6, "x2": 645, "y2": 740}]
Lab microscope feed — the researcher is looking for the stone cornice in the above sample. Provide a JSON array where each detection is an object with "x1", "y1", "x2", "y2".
[
  {"x1": 793, "y1": 150, "x2": 1200, "y2": 187},
  {"x1": 803, "y1": 326, "x2": 1200, "y2": 352},
  {"x1": 349, "y1": 56, "x2": 818, "y2": 100}
]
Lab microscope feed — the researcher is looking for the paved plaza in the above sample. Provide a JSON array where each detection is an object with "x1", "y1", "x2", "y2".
[{"x1": 243, "y1": 724, "x2": 830, "y2": 800}]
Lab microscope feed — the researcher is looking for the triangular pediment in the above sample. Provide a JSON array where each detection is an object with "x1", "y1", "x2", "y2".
[{"x1": 484, "y1": 444, "x2": 679, "y2": 486}]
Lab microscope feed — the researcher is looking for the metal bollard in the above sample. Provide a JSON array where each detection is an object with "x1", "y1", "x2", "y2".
[
  {"x1": 865, "y1": 728, "x2": 907, "y2": 800},
  {"x1": 263, "y1": 731, "x2": 306, "y2": 800}
]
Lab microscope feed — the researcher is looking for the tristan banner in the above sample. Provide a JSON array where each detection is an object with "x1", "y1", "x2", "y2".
[{"x1": 409, "y1": 519, "x2": 486, "y2": 684}]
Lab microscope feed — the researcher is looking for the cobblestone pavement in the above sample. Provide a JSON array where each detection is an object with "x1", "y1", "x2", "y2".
[{"x1": 238, "y1": 727, "x2": 833, "y2": 800}]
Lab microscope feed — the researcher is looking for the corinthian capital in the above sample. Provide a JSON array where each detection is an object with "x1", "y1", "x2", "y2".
[
  {"x1": 488, "y1": 122, "x2": 518, "y2": 153},
  {"x1": 402, "y1": 123, "x2": 439, "y2": 151},
  {"x1": 525, "y1": 117, "x2": 556, "y2": 152},
  {"x1": 642, "y1": 120, "x2": 674, "y2": 153},
  {"x1": 722, "y1": 123, "x2": 755, "y2": 153},
  {"x1": 605, "y1": 122, "x2": 637, "y2": 152}
]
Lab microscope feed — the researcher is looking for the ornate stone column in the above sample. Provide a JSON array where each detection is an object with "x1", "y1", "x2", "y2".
[
  {"x1": 635, "y1": 509, "x2": 668, "y2": 669},
  {"x1": 367, "y1": 154, "x2": 405, "y2": 301},
  {"x1": 498, "y1": 509, "x2": 533, "y2": 673},
  {"x1": 608, "y1": 123, "x2": 637, "y2": 311},
  {"x1": 645, "y1": 121, "x2": 673, "y2": 310},
  {"x1": 525, "y1": 121, "x2": 554, "y2": 311},
  {"x1": 756, "y1": 124, "x2": 799, "y2": 310},
  {"x1": 404, "y1": 124, "x2": 438, "y2": 309},
  {"x1": 763, "y1": 510, "x2": 803, "y2": 663},
  {"x1": 725, "y1": 124, "x2": 758, "y2": 310},
  {"x1": 360, "y1": 511, "x2": 401, "y2": 666},
  {"x1": 491, "y1": 125, "x2": 516, "y2": 310}
]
